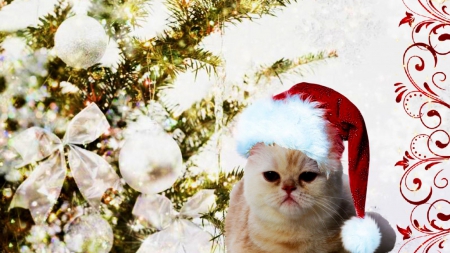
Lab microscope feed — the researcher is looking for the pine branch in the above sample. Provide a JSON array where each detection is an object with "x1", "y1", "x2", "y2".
[
  {"x1": 168, "y1": 0, "x2": 295, "y2": 29},
  {"x1": 0, "y1": 32, "x2": 9, "y2": 45},
  {"x1": 130, "y1": 0, "x2": 299, "y2": 99},
  {"x1": 200, "y1": 168, "x2": 244, "y2": 235},
  {"x1": 0, "y1": 76, "x2": 6, "y2": 93},
  {"x1": 5, "y1": 0, "x2": 150, "y2": 115},
  {"x1": 90, "y1": 0, "x2": 150, "y2": 32},
  {"x1": 237, "y1": 0, "x2": 294, "y2": 16},
  {"x1": 183, "y1": 48, "x2": 221, "y2": 75},
  {"x1": 171, "y1": 98, "x2": 242, "y2": 162},
  {"x1": 1, "y1": 0, "x2": 14, "y2": 8},
  {"x1": 254, "y1": 50, "x2": 338, "y2": 84},
  {"x1": 107, "y1": 184, "x2": 143, "y2": 253},
  {"x1": 18, "y1": 0, "x2": 71, "y2": 50},
  {"x1": 163, "y1": 168, "x2": 243, "y2": 216},
  {"x1": 168, "y1": 51, "x2": 336, "y2": 163}
]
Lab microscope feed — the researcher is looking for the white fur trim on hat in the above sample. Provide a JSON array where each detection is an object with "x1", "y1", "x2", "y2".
[
  {"x1": 341, "y1": 216, "x2": 381, "y2": 253},
  {"x1": 235, "y1": 96, "x2": 331, "y2": 164}
]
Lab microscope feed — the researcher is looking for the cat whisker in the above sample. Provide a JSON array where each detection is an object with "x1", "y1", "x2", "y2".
[
  {"x1": 313, "y1": 203, "x2": 337, "y2": 220},
  {"x1": 319, "y1": 195, "x2": 349, "y2": 200},
  {"x1": 314, "y1": 201, "x2": 342, "y2": 227},
  {"x1": 316, "y1": 196, "x2": 354, "y2": 216},
  {"x1": 315, "y1": 198, "x2": 345, "y2": 215},
  {"x1": 318, "y1": 195, "x2": 354, "y2": 205},
  {"x1": 309, "y1": 205, "x2": 329, "y2": 230},
  {"x1": 313, "y1": 197, "x2": 353, "y2": 228}
]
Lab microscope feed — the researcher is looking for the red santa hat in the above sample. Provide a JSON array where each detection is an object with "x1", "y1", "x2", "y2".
[{"x1": 235, "y1": 82, "x2": 381, "y2": 253}]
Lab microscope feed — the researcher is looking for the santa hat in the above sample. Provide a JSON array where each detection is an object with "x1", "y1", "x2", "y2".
[{"x1": 235, "y1": 82, "x2": 381, "y2": 253}]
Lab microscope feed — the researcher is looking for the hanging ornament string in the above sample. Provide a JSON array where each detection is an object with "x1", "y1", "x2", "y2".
[
  {"x1": 132, "y1": 189, "x2": 216, "y2": 253},
  {"x1": 70, "y1": 0, "x2": 92, "y2": 16},
  {"x1": 213, "y1": 27, "x2": 226, "y2": 173},
  {"x1": 214, "y1": 66, "x2": 225, "y2": 169},
  {"x1": 8, "y1": 103, "x2": 121, "y2": 224}
]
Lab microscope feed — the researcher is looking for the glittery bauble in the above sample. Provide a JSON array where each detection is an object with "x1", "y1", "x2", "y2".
[
  {"x1": 119, "y1": 131, "x2": 184, "y2": 194},
  {"x1": 64, "y1": 213, "x2": 113, "y2": 253},
  {"x1": 54, "y1": 15, "x2": 108, "y2": 69}
]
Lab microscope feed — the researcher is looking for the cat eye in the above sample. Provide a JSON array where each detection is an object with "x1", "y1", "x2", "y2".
[
  {"x1": 299, "y1": 172, "x2": 318, "y2": 183},
  {"x1": 263, "y1": 171, "x2": 280, "y2": 182}
]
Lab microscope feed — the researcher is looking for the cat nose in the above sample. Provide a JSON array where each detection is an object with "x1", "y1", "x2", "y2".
[{"x1": 282, "y1": 183, "x2": 297, "y2": 195}]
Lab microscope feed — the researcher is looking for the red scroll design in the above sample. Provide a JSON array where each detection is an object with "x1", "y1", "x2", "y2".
[{"x1": 396, "y1": 0, "x2": 450, "y2": 252}]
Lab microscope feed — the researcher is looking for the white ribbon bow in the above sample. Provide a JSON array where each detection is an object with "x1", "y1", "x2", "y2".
[
  {"x1": 133, "y1": 190, "x2": 216, "y2": 253},
  {"x1": 9, "y1": 103, "x2": 121, "y2": 224}
]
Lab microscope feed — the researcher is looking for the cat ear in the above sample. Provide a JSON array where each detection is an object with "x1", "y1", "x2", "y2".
[{"x1": 248, "y1": 142, "x2": 267, "y2": 157}]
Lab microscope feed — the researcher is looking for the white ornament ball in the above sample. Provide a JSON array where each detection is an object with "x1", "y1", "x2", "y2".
[
  {"x1": 64, "y1": 213, "x2": 114, "y2": 253},
  {"x1": 119, "y1": 131, "x2": 184, "y2": 194},
  {"x1": 54, "y1": 15, "x2": 108, "y2": 69}
]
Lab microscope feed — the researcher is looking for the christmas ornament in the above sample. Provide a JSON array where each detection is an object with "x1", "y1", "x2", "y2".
[
  {"x1": 235, "y1": 82, "x2": 381, "y2": 253},
  {"x1": 54, "y1": 14, "x2": 108, "y2": 69},
  {"x1": 119, "y1": 130, "x2": 183, "y2": 194},
  {"x1": 64, "y1": 213, "x2": 113, "y2": 253},
  {"x1": 9, "y1": 103, "x2": 121, "y2": 224},
  {"x1": 132, "y1": 190, "x2": 215, "y2": 253}
]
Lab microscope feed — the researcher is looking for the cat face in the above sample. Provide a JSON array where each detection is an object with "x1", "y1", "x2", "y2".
[{"x1": 243, "y1": 143, "x2": 343, "y2": 220}]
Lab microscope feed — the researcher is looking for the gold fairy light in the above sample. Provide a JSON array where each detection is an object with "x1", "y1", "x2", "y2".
[
  {"x1": 2, "y1": 188, "x2": 12, "y2": 198},
  {"x1": 48, "y1": 213, "x2": 57, "y2": 223},
  {"x1": 124, "y1": 7, "x2": 133, "y2": 19}
]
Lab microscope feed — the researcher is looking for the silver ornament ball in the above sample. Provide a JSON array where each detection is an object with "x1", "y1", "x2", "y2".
[
  {"x1": 119, "y1": 131, "x2": 184, "y2": 194},
  {"x1": 64, "y1": 213, "x2": 114, "y2": 253},
  {"x1": 54, "y1": 15, "x2": 108, "y2": 69}
]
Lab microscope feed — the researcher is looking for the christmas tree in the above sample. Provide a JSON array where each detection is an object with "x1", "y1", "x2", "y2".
[{"x1": 0, "y1": 0, "x2": 336, "y2": 252}]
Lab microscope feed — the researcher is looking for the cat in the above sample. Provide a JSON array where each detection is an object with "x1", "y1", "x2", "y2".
[{"x1": 225, "y1": 143, "x2": 355, "y2": 253}]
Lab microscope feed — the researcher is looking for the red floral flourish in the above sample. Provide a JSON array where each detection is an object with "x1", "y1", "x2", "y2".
[{"x1": 397, "y1": 0, "x2": 450, "y2": 252}]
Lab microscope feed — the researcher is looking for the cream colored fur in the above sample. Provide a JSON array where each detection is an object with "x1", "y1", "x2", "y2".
[{"x1": 225, "y1": 144, "x2": 355, "y2": 253}]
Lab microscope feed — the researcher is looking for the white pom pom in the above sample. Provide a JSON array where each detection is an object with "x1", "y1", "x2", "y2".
[{"x1": 341, "y1": 216, "x2": 381, "y2": 253}]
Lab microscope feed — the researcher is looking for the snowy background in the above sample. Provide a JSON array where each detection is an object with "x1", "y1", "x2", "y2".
[{"x1": 0, "y1": 0, "x2": 432, "y2": 251}]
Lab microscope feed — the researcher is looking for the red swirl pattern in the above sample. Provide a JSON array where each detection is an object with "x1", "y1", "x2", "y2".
[{"x1": 396, "y1": 0, "x2": 450, "y2": 251}]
